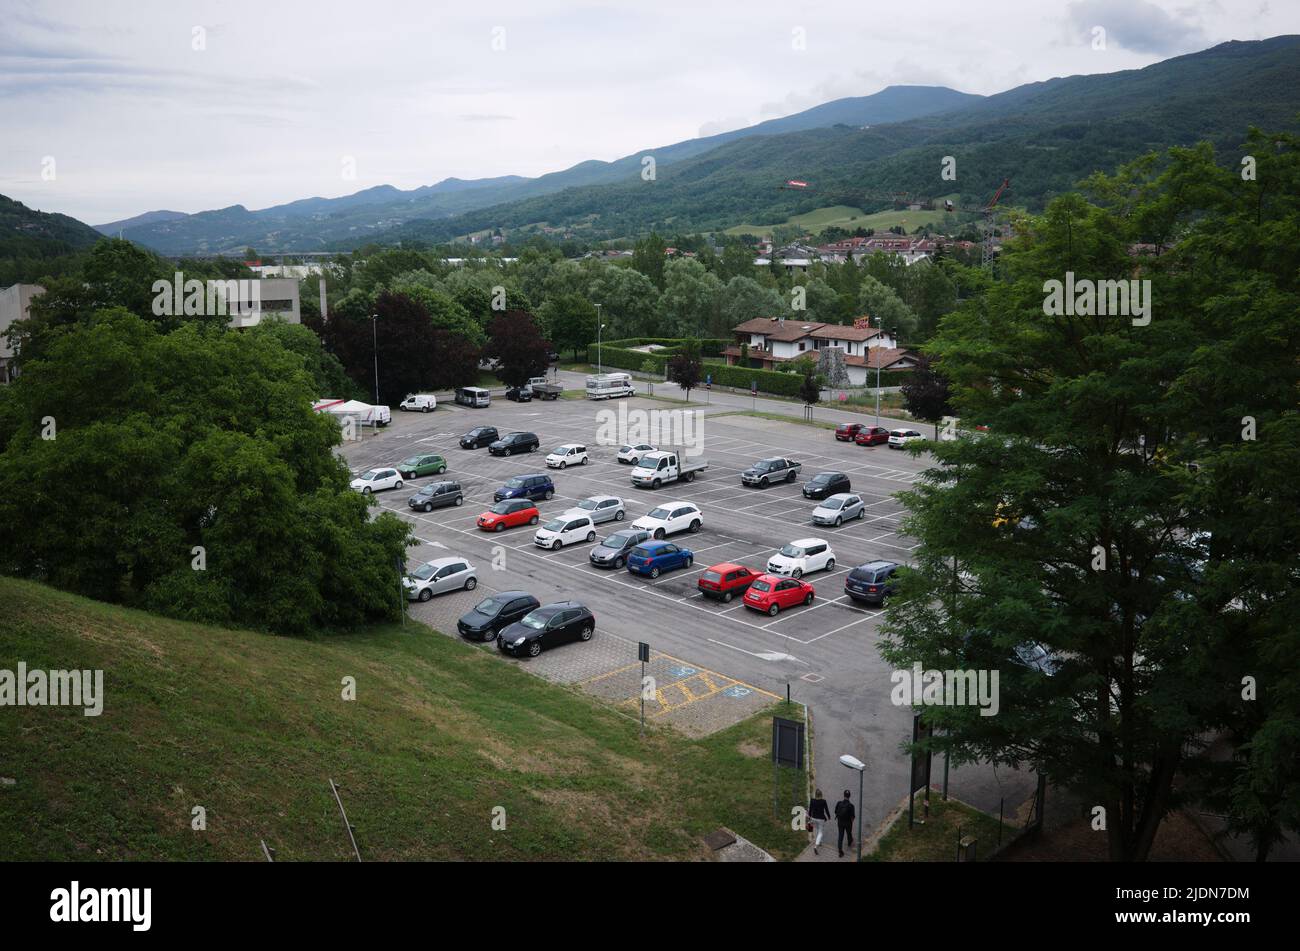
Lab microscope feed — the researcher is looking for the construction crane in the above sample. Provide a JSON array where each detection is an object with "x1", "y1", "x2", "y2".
[{"x1": 857, "y1": 179, "x2": 1012, "y2": 269}]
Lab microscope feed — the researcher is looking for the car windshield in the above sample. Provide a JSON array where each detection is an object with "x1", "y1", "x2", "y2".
[
  {"x1": 750, "y1": 579, "x2": 772, "y2": 592},
  {"x1": 779, "y1": 544, "x2": 804, "y2": 557},
  {"x1": 577, "y1": 499, "x2": 598, "y2": 510},
  {"x1": 702, "y1": 570, "x2": 722, "y2": 583},
  {"x1": 473, "y1": 597, "x2": 503, "y2": 616},
  {"x1": 359, "y1": 470, "x2": 379, "y2": 480},
  {"x1": 647, "y1": 507, "x2": 671, "y2": 520},
  {"x1": 489, "y1": 502, "x2": 512, "y2": 515},
  {"x1": 602, "y1": 533, "x2": 632, "y2": 547},
  {"x1": 811, "y1": 474, "x2": 831, "y2": 484},
  {"x1": 417, "y1": 485, "x2": 435, "y2": 495},
  {"x1": 410, "y1": 564, "x2": 437, "y2": 580},
  {"x1": 400, "y1": 457, "x2": 421, "y2": 466},
  {"x1": 630, "y1": 547, "x2": 654, "y2": 559},
  {"x1": 821, "y1": 498, "x2": 843, "y2": 510},
  {"x1": 542, "y1": 519, "x2": 565, "y2": 532},
  {"x1": 505, "y1": 478, "x2": 524, "y2": 489},
  {"x1": 754, "y1": 461, "x2": 775, "y2": 471},
  {"x1": 520, "y1": 612, "x2": 549, "y2": 630}
]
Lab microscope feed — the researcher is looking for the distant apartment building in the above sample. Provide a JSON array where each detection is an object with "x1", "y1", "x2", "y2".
[
  {"x1": 216, "y1": 277, "x2": 301, "y2": 329},
  {"x1": 0, "y1": 283, "x2": 45, "y2": 383}
]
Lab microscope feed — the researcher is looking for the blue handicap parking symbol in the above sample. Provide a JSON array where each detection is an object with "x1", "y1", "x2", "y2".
[
  {"x1": 669, "y1": 665, "x2": 697, "y2": 678},
  {"x1": 724, "y1": 686, "x2": 752, "y2": 698}
]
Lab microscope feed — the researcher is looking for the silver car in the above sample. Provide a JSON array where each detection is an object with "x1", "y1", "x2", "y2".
[
  {"x1": 403, "y1": 557, "x2": 478, "y2": 601},
  {"x1": 811, "y1": 493, "x2": 865, "y2": 527},
  {"x1": 567, "y1": 495, "x2": 625, "y2": 525}
]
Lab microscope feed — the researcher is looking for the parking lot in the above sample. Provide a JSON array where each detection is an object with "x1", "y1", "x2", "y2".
[{"x1": 341, "y1": 391, "x2": 1032, "y2": 826}]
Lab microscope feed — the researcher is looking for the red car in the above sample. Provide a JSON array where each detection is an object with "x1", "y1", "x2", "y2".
[
  {"x1": 698, "y1": 563, "x2": 761, "y2": 602},
  {"x1": 835, "y1": 422, "x2": 865, "y2": 442},
  {"x1": 477, "y1": 499, "x2": 540, "y2": 532},
  {"x1": 742, "y1": 574, "x2": 815, "y2": 616},
  {"x1": 854, "y1": 426, "x2": 890, "y2": 447}
]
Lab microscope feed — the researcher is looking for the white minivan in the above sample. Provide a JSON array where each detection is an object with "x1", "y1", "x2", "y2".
[
  {"x1": 545, "y1": 444, "x2": 589, "y2": 469},
  {"x1": 534, "y1": 514, "x2": 597, "y2": 551},
  {"x1": 400, "y1": 393, "x2": 437, "y2": 412}
]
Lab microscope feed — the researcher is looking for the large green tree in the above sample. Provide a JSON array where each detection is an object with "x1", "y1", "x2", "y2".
[{"x1": 880, "y1": 131, "x2": 1300, "y2": 861}]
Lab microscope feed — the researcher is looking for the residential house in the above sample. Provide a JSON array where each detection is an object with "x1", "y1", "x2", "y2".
[{"x1": 723, "y1": 316, "x2": 914, "y2": 386}]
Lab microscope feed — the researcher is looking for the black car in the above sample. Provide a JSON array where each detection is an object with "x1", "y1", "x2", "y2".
[
  {"x1": 588, "y1": 528, "x2": 652, "y2": 569},
  {"x1": 407, "y1": 480, "x2": 464, "y2": 512},
  {"x1": 803, "y1": 472, "x2": 851, "y2": 500},
  {"x1": 457, "y1": 590, "x2": 541, "y2": 642},
  {"x1": 844, "y1": 560, "x2": 899, "y2": 605},
  {"x1": 488, "y1": 431, "x2": 540, "y2": 456},
  {"x1": 505, "y1": 386, "x2": 533, "y2": 402},
  {"x1": 460, "y1": 426, "x2": 499, "y2": 449},
  {"x1": 498, "y1": 601, "x2": 595, "y2": 657},
  {"x1": 493, "y1": 473, "x2": 555, "y2": 503}
]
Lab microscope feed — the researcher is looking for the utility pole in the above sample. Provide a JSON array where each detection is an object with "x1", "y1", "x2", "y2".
[{"x1": 370, "y1": 313, "x2": 380, "y2": 404}]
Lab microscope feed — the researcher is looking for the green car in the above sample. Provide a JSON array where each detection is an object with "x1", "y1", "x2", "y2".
[{"x1": 397, "y1": 453, "x2": 448, "y2": 478}]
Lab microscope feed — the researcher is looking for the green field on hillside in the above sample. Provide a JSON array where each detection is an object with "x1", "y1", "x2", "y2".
[
  {"x1": 0, "y1": 578, "x2": 806, "y2": 861},
  {"x1": 723, "y1": 198, "x2": 966, "y2": 238}
]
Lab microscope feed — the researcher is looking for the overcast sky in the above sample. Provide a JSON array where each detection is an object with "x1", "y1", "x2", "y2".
[{"x1": 0, "y1": 0, "x2": 1291, "y2": 224}]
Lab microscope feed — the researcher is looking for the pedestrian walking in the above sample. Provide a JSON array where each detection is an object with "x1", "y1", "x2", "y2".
[
  {"x1": 807, "y1": 789, "x2": 831, "y2": 855},
  {"x1": 834, "y1": 789, "x2": 856, "y2": 858}
]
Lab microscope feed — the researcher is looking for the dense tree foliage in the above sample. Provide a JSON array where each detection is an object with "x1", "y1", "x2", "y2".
[{"x1": 485, "y1": 309, "x2": 552, "y2": 387}]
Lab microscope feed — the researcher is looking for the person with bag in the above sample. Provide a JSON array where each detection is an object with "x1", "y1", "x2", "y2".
[
  {"x1": 834, "y1": 789, "x2": 856, "y2": 857},
  {"x1": 807, "y1": 789, "x2": 831, "y2": 855}
]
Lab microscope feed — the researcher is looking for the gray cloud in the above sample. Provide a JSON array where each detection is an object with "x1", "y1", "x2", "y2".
[{"x1": 1067, "y1": 0, "x2": 1207, "y2": 53}]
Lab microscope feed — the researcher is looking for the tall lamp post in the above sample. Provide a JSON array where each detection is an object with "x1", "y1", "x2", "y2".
[
  {"x1": 597, "y1": 317, "x2": 606, "y2": 375},
  {"x1": 839, "y1": 753, "x2": 866, "y2": 862},
  {"x1": 370, "y1": 313, "x2": 380, "y2": 404}
]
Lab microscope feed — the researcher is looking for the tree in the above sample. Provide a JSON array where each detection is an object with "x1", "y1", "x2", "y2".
[
  {"x1": 249, "y1": 320, "x2": 360, "y2": 400},
  {"x1": 658, "y1": 259, "x2": 722, "y2": 337},
  {"x1": 666, "y1": 339, "x2": 703, "y2": 401},
  {"x1": 899, "y1": 354, "x2": 953, "y2": 438},
  {"x1": 589, "y1": 266, "x2": 658, "y2": 338},
  {"x1": 631, "y1": 232, "x2": 667, "y2": 290},
  {"x1": 719, "y1": 276, "x2": 784, "y2": 329},
  {"x1": 485, "y1": 309, "x2": 551, "y2": 387},
  {"x1": 538, "y1": 292, "x2": 598, "y2": 360},
  {"x1": 315, "y1": 290, "x2": 440, "y2": 405},
  {"x1": 719, "y1": 242, "x2": 757, "y2": 281},
  {"x1": 0, "y1": 310, "x2": 411, "y2": 634},
  {"x1": 428, "y1": 327, "x2": 482, "y2": 391},
  {"x1": 857, "y1": 275, "x2": 917, "y2": 340},
  {"x1": 879, "y1": 130, "x2": 1300, "y2": 862},
  {"x1": 798, "y1": 364, "x2": 822, "y2": 406}
]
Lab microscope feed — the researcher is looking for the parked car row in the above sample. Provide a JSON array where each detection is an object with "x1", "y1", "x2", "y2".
[{"x1": 834, "y1": 422, "x2": 925, "y2": 449}]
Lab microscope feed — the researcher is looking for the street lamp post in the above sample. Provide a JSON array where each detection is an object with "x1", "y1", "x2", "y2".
[
  {"x1": 597, "y1": 319, "x2": 606, "y2": 375},
  {"x1": 839, "y1": 754, "x2": 866, "y2": 862},
  {"x1": 370, "y1": 313, "x2": 380, "y2": 405}
]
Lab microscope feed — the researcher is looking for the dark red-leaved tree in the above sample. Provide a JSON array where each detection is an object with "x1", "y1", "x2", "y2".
[{"x1": 485, "y1": 309, "x2": 552, "y2": 388}]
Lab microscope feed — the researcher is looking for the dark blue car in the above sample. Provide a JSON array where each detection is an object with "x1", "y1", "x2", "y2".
[
  {"x1": 493, "y1": 474, "x2": 555, "y2": 503},
  {"x1": 626, "y1": 540, "x2": 694, "y2": 578}
]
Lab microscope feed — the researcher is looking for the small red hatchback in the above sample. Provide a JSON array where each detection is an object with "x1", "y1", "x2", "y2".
[
  {"x1": 835, "y1": 422, "x2": 865, "y2": 442},
  {"x1": 742, "y1": 574, "x2": 815, "y2": 616},
  {"x1": 698, "y1": 563, "x2": 760, "y2": 602},
  {"x1": 854, "y1": 426, "x2": 890, "y2": 447}
]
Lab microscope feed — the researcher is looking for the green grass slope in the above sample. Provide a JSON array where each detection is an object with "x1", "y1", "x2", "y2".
[{"x1": 0, "y1": 578, "x2": 805, "y2": 861}]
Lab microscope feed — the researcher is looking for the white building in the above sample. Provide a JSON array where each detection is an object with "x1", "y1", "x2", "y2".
[
  {"x1": 0, "y1": 283, "x2": 45, "y2": 383},
  {"x1": 724, "y1": 316, "x2": 916, "y2": 387}
]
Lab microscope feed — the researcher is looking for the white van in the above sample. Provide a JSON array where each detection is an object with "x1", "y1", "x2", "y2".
[
  {"x1": 586, "y1": 372, "x2": 634, "y2": 400},
  {"x1": 400, "y1": 393, "x2": 437, "y2": 413},
  {"x1": 455, "y1": 386, "x2": 491, "y2": 408}
]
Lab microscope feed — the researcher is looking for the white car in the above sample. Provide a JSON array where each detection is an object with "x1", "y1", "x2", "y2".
[
  {"x1": 632, "y1": 502, "x2": 703, "y2": 540},
  {"x1": 617, "y1": 443, "x2": 658, "y2": 465},
  {"x1": 545, "y1": 444, "x2": 589, "y2": 469},
  {"x1": 566, "y1": 495, "x2": 625, "y2": 525},
  {"x1": 811, "y1": 493, "x2": 865, "y2": 527},
  {"x1": 403, "y1": 557, "x2": 477, "y2": 601},
  {"x1": 399, "y1": 393, "x2": 437, "y2": 412},
  {"x1": 767, "y1": 538, "x2": 836, "y2": 578},
  {"x1": 888, "y1": 429, "x2": 926, "y2": 449},
  {"x1": 351, "y1": 467, "x2": 403, "y2": 494},
  {"x1": 534, "y1": 513, "x2": 597, "y2": 550}
]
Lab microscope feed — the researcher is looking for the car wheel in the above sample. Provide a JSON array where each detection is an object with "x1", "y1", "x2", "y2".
[
  {"x1": 579, "y1": 625, "x2": 593, "y2": 642},
  {"x1": 804, "y1": 592, "x2": 814, "y2": 605},
  {"x1": 527, "y1": 641, "x2": 542, "y2": 657},
  {"x1": 689, "y1": 520, "x2": 700, "y2": 533},
  {"x1": 423, "y1": 406, "x2": 430, "y2": 413},
  {"x1": 684, "y1": 556, "x2": 693, "y2": 568},
  {"x1": 650, "y1": 567, "x2": 660, "y2": 579},
  {"x1": 529, "y1": 515, "x2": 539, "y2": 525},
  {"x1": 418, "y1": 589, "x2": 432, "y2": 602},
  {"x1": 858, "y1": 508, "x2": 865, "y2": 519},
  {"x1": 651, "y1": 478, "x2": 661, "y2": 490},
  {"x1": 792, "y1": 568, "x2": 803, "y2": 579},
  {"x1": 544, "y1": 490, "x2": 554, "y2": 500},
  {"x1": 761, "y1": 477, "x2": 769, "y2": 488},
  {"x1": 454, "y1": 496, "x2": 464, "y2": 506},
  {"x1": 423, "y1": 503, "x2": 433, "y2": 513},
  {"x1": 834, "y1": 516, "x2": 842, "y2": 527},
  {"x1": 581, "y1": 457, "x2": 588, "y2": 465},
  {"x1": 395, "y1": 480, "x2": 403, "y2": 489},
  {"x1": 654, "y1": 529, "x2": 665, "y2": 540},
  {"x1": 614, "y1": 510, "x2": 624, "y2": 521},
  {"x1": 465, "y1": 577, "x2": 477, "y2": 591},
  {"x1": 722, "y1": 591, "x2": 733, "y2": 603},
  {"x1": 495, "y1": 523, "x2": 505, "y2": 532},
  {"x1": 768, "y1": 603, "x2": 780, "y2": 617},
  {"x1": 552, "y1": 540, "x2": 562, "y2": 551},
  {"x1": 529, "y1": 444, "x2": 537, "y2": 452},
  {"x1": 586, "y1": 531, "x2": 595, "y2": 542},
  {"x1": 437, "y1": 466, "x2": 446, "y2": 474},
  {"x1": 613, "y1": 557, "x2": 625, "y2": 569},
  {"x1": 684, "y1": 471, "x2": 695, "y2": 482},
  {"x1": 787, "y1": 470, "x2": 796, "y2": 482},
  {"x1": 559, "y1": 462, "x2": 566, "y2": 470},
  {"x1": 362, "y1": 486, "x2": 372, "y2": 494},
  {"x1": 826, "y1": 558, "x2": 835, "y2": 571}
]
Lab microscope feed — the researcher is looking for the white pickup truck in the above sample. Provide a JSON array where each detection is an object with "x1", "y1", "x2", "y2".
[{"x1": 630, "y1": 451, "x2": 709, "y2": 489}]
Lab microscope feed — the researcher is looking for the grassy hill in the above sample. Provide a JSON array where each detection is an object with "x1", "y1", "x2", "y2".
[
  {"x1": 723, "y1": 197, "x2": 964, "y2": 237},
  {"x1": 0, "y1": 578, "x2": 805, "y2": 861}
]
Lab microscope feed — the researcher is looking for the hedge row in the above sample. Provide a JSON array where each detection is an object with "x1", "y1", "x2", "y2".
[
  {"x1": 592, "y1": 343, "x2": 806, "y2": 397},
  {"x1": 600, "y1": 337, "x2": 728, "y2": 356}
]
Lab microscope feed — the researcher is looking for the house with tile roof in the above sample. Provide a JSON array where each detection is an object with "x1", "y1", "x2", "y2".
[{"x1": 723, "y1": 316, "x2": 917, "y2": 386}]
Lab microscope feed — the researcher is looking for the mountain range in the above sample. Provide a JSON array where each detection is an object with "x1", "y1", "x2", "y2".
[{"x1": 9, "y1": 36, "x2": 1300, "y2": 257}]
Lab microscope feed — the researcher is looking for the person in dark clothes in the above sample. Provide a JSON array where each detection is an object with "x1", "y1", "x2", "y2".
[
  {"x1": 807, "y1": 789, "x2": 831, "y2": 854},
  {"x1": 834, "y1": 789, "x2": 856, "y2": 857}
]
